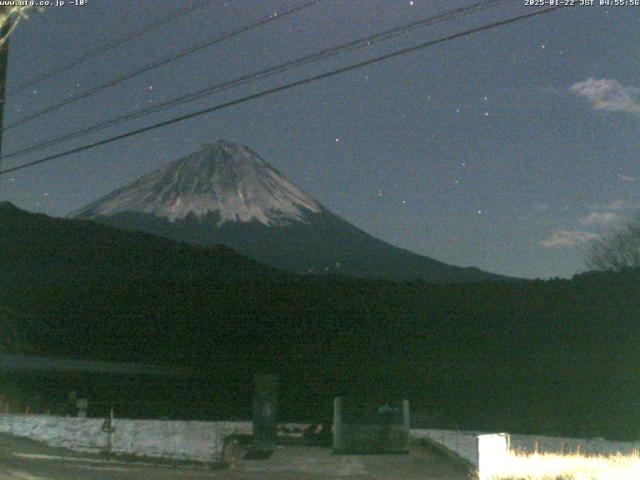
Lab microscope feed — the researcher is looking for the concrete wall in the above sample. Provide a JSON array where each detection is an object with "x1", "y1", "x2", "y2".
[
  {"x1": 0, "y1": 415, "x2": 479, "y2": 464},
  {"x1": 410, "y1": 428, "x2": 482, "y2": 466},
  {"x1": 477, "y1": 434, "x2": 510, "y2": 480},
  {"x1": 0, "y1": 414, "x2": 251, "y2": 462},
  {"x1": 410, "y1": 428, "x2": 640, "y2": 471}
]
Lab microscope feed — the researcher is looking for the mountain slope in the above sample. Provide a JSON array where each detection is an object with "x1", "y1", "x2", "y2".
[
  {"x1": 0, "y1": 200, "x2": 280, "y2": 285},
  {"x1": 74, "y1": 141, "x2": 510, "y2": 283},
  {"x1": 0, "y1": 200, "x2": 287, "y2": 361}
]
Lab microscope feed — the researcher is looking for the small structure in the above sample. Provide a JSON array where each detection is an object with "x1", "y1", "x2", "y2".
[{"x1": 333, "y1": 397, "x2": 410, "y2": 454}]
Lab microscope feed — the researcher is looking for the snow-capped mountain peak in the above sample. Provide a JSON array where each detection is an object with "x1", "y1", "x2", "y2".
[
  {"x1": 73, "y1": 140, "x2": 511, "y2": 283},
  {"x1": 75, "y1": 140, "x2": 322, "y2": 226}
]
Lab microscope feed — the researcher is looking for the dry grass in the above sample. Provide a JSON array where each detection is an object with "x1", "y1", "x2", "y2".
[{"x1": 488, "y1": 450, "x2": 640, "y2": 480}]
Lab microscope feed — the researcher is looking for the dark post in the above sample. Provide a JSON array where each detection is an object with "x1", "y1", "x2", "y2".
[
  {"x1": 252, "y1": 374, "x2": 278, "y2": 452},
  {"x1": 76, "y1": 398, "x2": 88, "y2": 418},
  {"x1": 0, "y1": 8, "x2": 12, "y2": 162},
  {"x1": 101, "y1": 409, "x2": 115, "y2": 456}
]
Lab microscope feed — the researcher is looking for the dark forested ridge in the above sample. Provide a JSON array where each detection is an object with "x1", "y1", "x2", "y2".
[{"x1": 2, "y1": 202, "x2": 640, "y2": 440}]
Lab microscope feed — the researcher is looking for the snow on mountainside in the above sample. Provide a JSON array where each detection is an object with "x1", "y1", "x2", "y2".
[{"x1": 75, "y1": 141, "x2": 321, "y2": 226}]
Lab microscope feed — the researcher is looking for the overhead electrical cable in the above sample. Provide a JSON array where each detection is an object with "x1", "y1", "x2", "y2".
[
  {"x1": 3, "y1": 0, "x2": 507, "y2": 160},
  {"x1": 0, "y1": 5, "x2": 565, "y2": 178},
  {"x1": 3, "y1": 0, "x2": 323, "y2": 130},
  {"x1": 4, "y1": 0, "x2": 212, "y2": 95}
]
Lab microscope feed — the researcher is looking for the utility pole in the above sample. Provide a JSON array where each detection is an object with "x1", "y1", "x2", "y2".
[
  {"x1": 0, "y1": 6, "x2": 35, "y2": 168},
  {"x1": 0, "y1": 6, "x2": 12, "y2": 163}
]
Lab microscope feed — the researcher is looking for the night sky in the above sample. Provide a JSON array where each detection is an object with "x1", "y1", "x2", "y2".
[{"x1": 0, "y1": 0, "x2": 637, "y2": 279}]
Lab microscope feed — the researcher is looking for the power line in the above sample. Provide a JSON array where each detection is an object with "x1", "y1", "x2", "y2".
[
  {"x1": 3, "y1": 0, "x2": 507, "y2": 160},
  {"x1": 0, "y1": 5, "x2": 565, "y2": 178},
  {"x1": 4, "y1": 0, "x2": 212, "y2": 95},
  {"x1": 3, "y1": 0, "x2": 323, "y2": 131}
]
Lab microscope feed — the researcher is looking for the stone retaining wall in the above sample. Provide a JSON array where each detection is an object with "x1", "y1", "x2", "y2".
[{"x1": 0, "y1": 414, "x2": 251, "y2": 462}]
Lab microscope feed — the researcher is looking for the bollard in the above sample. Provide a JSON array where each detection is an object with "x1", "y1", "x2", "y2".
[
  {"x1": 76, "y1": 398, "x2": 88, "y2": 418},
  {"x1": 252, "y1": 374, "x2": 278, "y2": 453},
  {"x1": 101, "y1": 409, "x2": 115, "y2": 456}
]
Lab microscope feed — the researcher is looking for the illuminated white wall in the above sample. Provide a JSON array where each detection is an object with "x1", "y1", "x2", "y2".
[{"x1": 477, "y1": 433, "x2": 509, "y2": 480}]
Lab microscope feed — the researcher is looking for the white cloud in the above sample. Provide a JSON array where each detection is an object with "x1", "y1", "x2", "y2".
[
  {"x1": 533, "y1": 203, "x2": 549, "y2": 213},
  {"x1": 579, "y1": 212, "x2": 620, "y2": 227},
  {"x1": 541, "y1": 230, "x2": 599, "y2": 248},
  {"x1": 588, "y1": 199, "x2": 640, "y2": 212},
  {"x1": 603, "y1": 200, "x2": 629, "y2": 211},
  {"x1": 617, "y1": 174, "x2": 635, "y2": 182},
  {"x1": 570, "y1": 78, "x2": 640, "y2": 114}
]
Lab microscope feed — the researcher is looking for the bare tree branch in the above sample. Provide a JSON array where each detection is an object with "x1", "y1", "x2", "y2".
[{"x1": 585, "y1": 213, "x2": 640, "y2": 271}]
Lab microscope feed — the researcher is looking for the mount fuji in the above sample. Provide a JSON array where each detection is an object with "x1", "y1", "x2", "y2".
[{"x1": 74, "y1": 140, "x2": 509, "y2": 283}]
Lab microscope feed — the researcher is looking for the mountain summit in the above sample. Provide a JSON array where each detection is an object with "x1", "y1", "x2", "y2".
[
  {"x1": 75, "y1": 141, "x2": 322, "y2": 226},
  {"x1": 75, "y1": 140, "x2": 511, "y2": 283}
]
